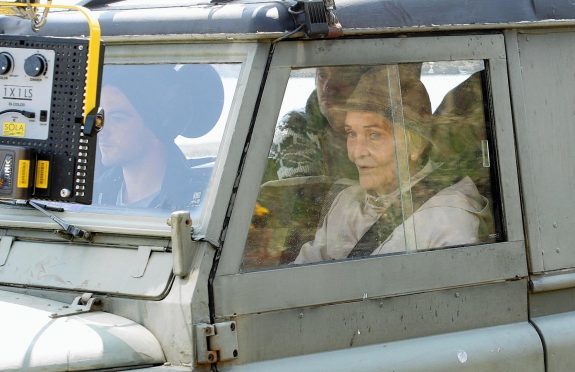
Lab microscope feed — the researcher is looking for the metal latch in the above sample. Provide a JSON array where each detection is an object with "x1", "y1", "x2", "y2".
[
  {"x1": 195, "y1": 321, "x2": 239, "y2": 364},
  {"x1": 49, "y1": 292, "x2": 103, "y2": 318}
]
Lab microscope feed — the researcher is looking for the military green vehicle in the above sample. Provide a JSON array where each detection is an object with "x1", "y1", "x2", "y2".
[{"x1": 1, "y1": 0, "x2": 575, "y2": 370}]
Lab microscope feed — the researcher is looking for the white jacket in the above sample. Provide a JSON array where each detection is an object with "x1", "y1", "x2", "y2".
[{"x1": 294, "y1": 176, "x2": 490, "y2": 264}]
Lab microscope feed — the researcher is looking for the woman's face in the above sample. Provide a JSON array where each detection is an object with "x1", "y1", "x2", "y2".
[
  {"x1": 345, "y1": 111, "x2": 398, "y2": 194},
  {"x1": 99, "y1": 86, "x2": 153, "y2": 167}
]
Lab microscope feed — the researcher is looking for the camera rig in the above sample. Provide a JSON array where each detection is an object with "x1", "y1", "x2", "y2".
[{"x1": 0, "y1": 1, "x2": 102, "y2": 204}]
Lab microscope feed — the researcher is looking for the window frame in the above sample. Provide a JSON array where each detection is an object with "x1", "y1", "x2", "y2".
[
  {"x1": 0, "y1": 41, "x2": 269, "y2": 243},
  {"x1": 214, "y1": 34, "x2": 526, "y2": 317}
]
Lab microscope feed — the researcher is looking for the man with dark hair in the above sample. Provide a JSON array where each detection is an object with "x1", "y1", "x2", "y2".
[
  {"x1": 94, "y1": 64, "x2": 224, "y2": 212},
  {"x1": 272, "y1": 66, "x2": 370, "y2": 181}
]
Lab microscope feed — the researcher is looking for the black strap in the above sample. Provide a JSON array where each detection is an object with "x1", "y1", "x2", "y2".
[{"x1": 348, "y1": 204, "x2": 403, "y2": 258}]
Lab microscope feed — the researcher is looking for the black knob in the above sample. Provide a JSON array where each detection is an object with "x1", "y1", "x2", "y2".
[
  {"x1": 24, "y1": 54, "x2": 47, "y2": 77},
  {"x1": 0, "y1": 52, "x2": 13, "y2": 75}
]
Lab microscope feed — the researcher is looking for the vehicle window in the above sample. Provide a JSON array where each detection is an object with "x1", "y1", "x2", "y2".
[
  {"x1": 242, "y1": 62, "x2": 502, "y2": 270},
  {"x1": 46, "y1": 63, "x2": 240, "y2": 220}
]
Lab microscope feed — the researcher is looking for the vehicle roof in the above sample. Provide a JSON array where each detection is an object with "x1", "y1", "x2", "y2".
[{"x1": 3, "y1": 0, "x2": 575, "y2": 39}]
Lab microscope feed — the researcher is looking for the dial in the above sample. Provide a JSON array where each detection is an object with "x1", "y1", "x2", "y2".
[
  {"x1": 0, "y1": 52, "x2": 13, "y2": 75},
  {"x1": 24, "y1": 54, "x2": 48, "y2": 77}
]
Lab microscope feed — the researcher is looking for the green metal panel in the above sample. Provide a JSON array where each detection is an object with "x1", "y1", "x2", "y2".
[
  {"x1": 216, "y1": 65, "x2": 293, "y2": 274},
  {"x1": 530, "y1": 286, "x2": 575, "y2": 317},
  {"x1": 0, "y1": 240, "x2": 172, "y2": 298},
  {"x1": 507, "y1": 30, "x2": 575, "y2": 273},
  {"x1": 215, "y1": 242, "x2": 526, "y2": 316},
  {"x1": 223, "y1": 322, "x2": 542, "y2": 371},
  {"x1": 223, "y1": 281, "x2": 531, "y2": 366},
  {"x1": 271, "y1": 36, "x2": 506, "y2": 67}
]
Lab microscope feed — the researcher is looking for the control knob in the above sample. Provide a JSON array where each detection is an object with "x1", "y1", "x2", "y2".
[
  {"x1": 24, "y1": 54, "x2": 48, "y2": 77},
  {"x1": 0, "y1": 52, "x2": 13, "y2": 75}
]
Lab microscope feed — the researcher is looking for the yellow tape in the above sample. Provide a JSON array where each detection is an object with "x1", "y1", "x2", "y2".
[
  {"x1": 35, "y1": 160, "x2": 49, "y2": 189},
  {"x1": 0, "y1": 2, "x2": 101, "y2": 122},
  {"x1": 3, "y1": 121, "x2": 25, "y2": 137},
  {"x1": 17, "y1": 159, "x2": 30, "y2": 188}
]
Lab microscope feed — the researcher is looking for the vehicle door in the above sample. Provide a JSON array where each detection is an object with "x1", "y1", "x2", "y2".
[{"x1": 212, "y1": 34, "x2": 543, "y2": 370}]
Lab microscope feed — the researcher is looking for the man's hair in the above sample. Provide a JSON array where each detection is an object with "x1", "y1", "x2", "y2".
[{"x1": 103, "y1": 64, "x2": 224, "y2": 143}]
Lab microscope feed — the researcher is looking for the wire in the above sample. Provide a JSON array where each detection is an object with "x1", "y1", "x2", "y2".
[
  {"x1": 0, "y1": 109, "x2": 35, "y2": 119},
  {"x1": 273, "y1": 24, "x2": 304, "y2": 43}
]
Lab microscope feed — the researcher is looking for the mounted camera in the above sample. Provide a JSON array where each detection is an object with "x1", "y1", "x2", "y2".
[{"x1": 0, "y1": 2, "x2": 103, "y2": 204}]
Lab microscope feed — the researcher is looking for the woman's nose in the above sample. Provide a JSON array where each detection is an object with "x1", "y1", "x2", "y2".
[{"x1": 350, "y1": 136, "x2": 370, "y2": 159}]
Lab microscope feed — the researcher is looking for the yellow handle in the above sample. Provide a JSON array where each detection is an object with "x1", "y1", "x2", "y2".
[{"x1": 0, "y1": 2, "x2": 101, "y2": 122}]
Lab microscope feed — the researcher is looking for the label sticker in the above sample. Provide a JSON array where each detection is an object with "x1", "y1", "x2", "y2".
[
  {"x1": 17, "y1": 159, "x2": 30, "y2": 188},
  {"x1": 35, "y1": 160, "x2": 49, "y2": 189},
  {"x1": 3, "y1": 122, "x2": 26, "y2": 137}
]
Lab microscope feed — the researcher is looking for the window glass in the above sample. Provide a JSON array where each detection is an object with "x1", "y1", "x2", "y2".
[
  {"x1": 242, "y1": 62, "x2": 501, "y2": 270},
  {"x1": 45, "y1": 63, "x2": 240, "y2": 220}
]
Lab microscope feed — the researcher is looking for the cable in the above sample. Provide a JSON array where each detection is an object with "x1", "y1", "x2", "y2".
[
  {"x1": 0, "y1": 109, "x2": 35, "y2": 119},
  {"x1": 273, "y1": 24, "x2": 304, "y2": 43}
]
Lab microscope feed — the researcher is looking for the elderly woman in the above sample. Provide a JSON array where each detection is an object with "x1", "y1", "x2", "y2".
[{"x1": 293, "y1": 65, "x2": 491, "y2": 264}]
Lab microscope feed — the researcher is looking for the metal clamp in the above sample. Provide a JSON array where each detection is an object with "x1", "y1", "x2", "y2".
[{"x1": 49, "y1": 292, "x2": 103, "y2": 318}]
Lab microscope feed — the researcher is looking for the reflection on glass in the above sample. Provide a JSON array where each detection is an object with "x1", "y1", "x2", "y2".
[
  {"x1": 243, "y1": 61, "x2": 500, "y2": 270},
  {"x1": 41, "y1": 63, "x2": 240, "y2": 220}
]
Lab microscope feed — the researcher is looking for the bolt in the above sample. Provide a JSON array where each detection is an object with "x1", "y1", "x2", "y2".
[
  {"x1": 60, "y1": 188, "x2": 71, "y2": 198},
  {"x1": 556, "y1": 248, "x2": 561, "y2": 253},
  {"x1": 298, "y1": 312, "x2": 304, "y2": 319},
  {"x1": 553, "y1": 222, "x2": 558, "y2": 228},
  {"x1": 207, "y1": 353, "x2": 215, "y2": 362},
  {"x1": 78, "y1": 45, "x2": 84, "y2": 51},
  {"x1": 455, "y1": 292, "x2": 460, "y2": 298},
  {"x1": 230, "y1": 322, "x2": 236, "y2": 332},
  {"x1": 94, "y1": 114, "x2": 104, "y2": 132}
]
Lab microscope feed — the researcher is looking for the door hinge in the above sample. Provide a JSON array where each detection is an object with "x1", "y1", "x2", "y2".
[
  {"x1": 49, "y1": 292, "x2": 103, "y2": 318},
  {"x1": 195, "y1": 321, "x2": 239, "y2": 364}
]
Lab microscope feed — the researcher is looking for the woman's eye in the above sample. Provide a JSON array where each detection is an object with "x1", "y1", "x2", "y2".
[
  {"x1": 369, "y1": 132, "x2": 381, "y2": 140},
  {"x1": 346, "y1": 131, "x2": 356, "y2": 139}
]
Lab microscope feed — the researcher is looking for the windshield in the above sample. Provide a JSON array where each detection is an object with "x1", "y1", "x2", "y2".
[{"x1": 48, "y1": 63, "x2": 240, "y2": 221}]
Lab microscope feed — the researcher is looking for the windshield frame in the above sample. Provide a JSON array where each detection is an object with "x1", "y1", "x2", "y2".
[{"x1": 0, "y1": 41, "x2": 267, "y2": 241}]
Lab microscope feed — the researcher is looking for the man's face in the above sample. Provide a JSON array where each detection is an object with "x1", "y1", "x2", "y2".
[
  {"x1": 316, "y1": 67, "x2": 363, "y2": 131},
  {"x1": 345, "y1": 111, "x2": 398, "y2": 195},
  {"x1": 99, "y1": 86, "x2": 152, "y2": 167}
]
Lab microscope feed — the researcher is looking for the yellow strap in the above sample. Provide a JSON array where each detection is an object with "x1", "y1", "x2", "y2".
[{"x1": 0, "y1": 2, "x2": 101, "y2": 122}]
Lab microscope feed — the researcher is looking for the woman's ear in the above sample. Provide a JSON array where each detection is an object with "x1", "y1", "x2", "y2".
[{"x1": 408, "y1": 132, "x2": 430, "y2": 163}]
